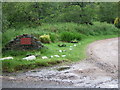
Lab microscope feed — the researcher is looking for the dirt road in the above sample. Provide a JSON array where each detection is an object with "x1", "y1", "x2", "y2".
[{"x1": 2, "y1": 38, "x2": 118, "y2": 88}]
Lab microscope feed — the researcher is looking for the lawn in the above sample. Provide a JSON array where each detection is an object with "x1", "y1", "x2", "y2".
[{"x1": 2, "y1": 35, "x2": 118, "y2": 73}]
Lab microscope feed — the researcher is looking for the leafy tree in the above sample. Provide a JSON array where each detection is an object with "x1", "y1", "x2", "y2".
[
  {"x1": 99, "y1": 2, "x2": 118, "y2": 23},
  {"x1": 2, "y1": 2, "x2": 119, "y2": 32}
]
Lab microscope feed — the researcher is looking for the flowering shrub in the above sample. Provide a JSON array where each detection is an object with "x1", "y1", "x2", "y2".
[{"x1": 39, "y1": 34, "x2": 51, "y2": 43}]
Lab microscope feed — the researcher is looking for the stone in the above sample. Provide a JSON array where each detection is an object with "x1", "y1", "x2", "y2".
[
  {"x1": 54, "y1": 55, "x2": 60, "y2": 57},
  {"x1": 70, "y1": 40, "x2": 78, "y2": 43},
  {"x1": 9, "y1": 77, "x2": 15, "y2": 80},
  {"x1": 50, "y1": 56, "x2": 54, "y2": 58},
  {"x1": 61, "y1": 55, "x2": 66, "y2": 57},
  {"x1": 23, "y1": 55, "x2": 36, "y2": 61},
  {"x1": 74, "y1": 44, "x2": 77, "y2": 46},
  {"x1": 59, "y1": 50, "x2": 62, "y2": 52},
  {"x1": 42, "y1": 56, "x2": 48, "y2": 59},
  {"x1": 0, "y1": 57, "x2": 13, "y2": 60},
  {"x1": 3, "y1": 34, "x2": 44, "y2": 51},
  {"x1": 58, "y1": 44, "x2": 66, "y2": 47}
]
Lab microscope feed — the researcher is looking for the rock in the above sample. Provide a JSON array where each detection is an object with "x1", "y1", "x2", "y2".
[
  {"x1": 70, "y1": 40, "x2": 78, "y2": 43},
  {"x1": 59, "y1": 50, "x2": 62, "y2": 52},
  {"x1": 42, "y1": 56, "x2": 48, "y2": 59},
  {"x1": 54, "y1": 55, "x2": 60, "y2": 57},
  {"x1": 74, "y1": 44, "x2": 77, "y2": 46},
  {"x1": 0, "y1": 57, "x2": 13, "y2": 60},
  {"x1": 58, "y1": 44, "x2": 66, "y2": 47},
  {"x1": 9, "y1": 77, "x2": 15, "y2": 80},
  {"x1": 62, "y1": 55, "x2": 66, "y2": 57},
  {"x1": 50, "y1": 56, "x2": 54, "y2": 58},
  {"x1": 23, "y1": 55, "x2": 36, "y2": 60},
  {"x1": 59, "y1": 50, "x2": 66, "y2": 53}
]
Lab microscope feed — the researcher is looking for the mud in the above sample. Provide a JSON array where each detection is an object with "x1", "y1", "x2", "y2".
[{"x1": 2, "y1": 38, "x2": 118, "y2": 88}]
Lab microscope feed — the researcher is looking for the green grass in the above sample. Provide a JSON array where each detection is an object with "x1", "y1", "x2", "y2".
[{"x1": 2, "y1": 34, "x2": 118, "y2": 73}]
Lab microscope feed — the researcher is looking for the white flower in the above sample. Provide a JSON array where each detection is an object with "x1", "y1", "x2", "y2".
[
  {"x1": 23, "y1": 55, "x2": 36, "y2": 60},
  {"x1": 59, "y1": 50, "x2": 62, "y2": 52},
  {"x1": 70, "y1": 46, "x2": 72, "y2": 47},
  {"x1": 0, "y1": 57, "x2": 13, "y2": 60},
  {"x1": 62, "y1": 55, "x2": 66, "y2": 57},
  {"x1": 54, "y1": 55, "x2": 60, "y2": 57},
  {"x1": 69, "y1": 48, "x2": 72, "y2": 50},
  {"x1": 42, "y1": 56, "x2": 48, "y2": 59},
  {"x1": 74, "y1": 44, "x2": 77, "y2": 46}
]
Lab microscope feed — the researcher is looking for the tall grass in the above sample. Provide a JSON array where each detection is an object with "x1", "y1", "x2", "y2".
[
  {"x1": 60, "y1": 32, "x2": 83, "y2": 42},
  {"x1": 2, "y1": 22, "x2": 119, "y2": 46}
]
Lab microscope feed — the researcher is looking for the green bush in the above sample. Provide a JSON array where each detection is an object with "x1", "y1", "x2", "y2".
[
  {"x1": 90, "y1": 22, "x2": 119, "y2": 35},
  {"x1": 76, "y1": 22, "x2": 119, "y2": 35},
  {"x1": 60, "y1": 32, "x2": 82, "y2": 42},
  {"x1": 50, "y1": 33, "x2": 59, "y2": 43}
]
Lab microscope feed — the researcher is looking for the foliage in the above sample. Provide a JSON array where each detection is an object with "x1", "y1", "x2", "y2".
[
  {"x1": 76, "y1": 22, "x2": 119, "y2": 35},
  {"x1": 39, "y1": 34, "x2": 51, "y2": 43},
  {"x1": 99, "y1": 2, "x2": 118, "y2": 23},
  {"x1": 90, "y1": 22, "x2": 119, "y2": 35},
  {"x1": 2, "y1": 2, "x2": 119, "y2": 32},
  {"x1": 60, "y1": 32, "x2": 82, "y2": 42},
  {"x1": 49, "y1": 33, "x2": 59, "y2": 42}
]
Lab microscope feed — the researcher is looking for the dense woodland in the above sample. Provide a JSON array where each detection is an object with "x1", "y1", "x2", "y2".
[{"x1": 2, "y1": 2, "x2": 120, "y2": 31}]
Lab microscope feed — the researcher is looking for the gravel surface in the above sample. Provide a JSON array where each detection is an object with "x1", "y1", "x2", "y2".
[{"x1": 2, "y1": 38, "x2": 118, "y2": 88}]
